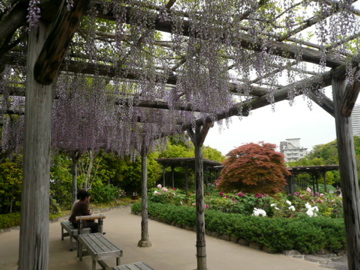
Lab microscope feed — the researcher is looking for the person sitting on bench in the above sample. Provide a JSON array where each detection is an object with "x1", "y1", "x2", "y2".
[{"x1": 69, "y1": 189, "x2": 99, "y2": 233}]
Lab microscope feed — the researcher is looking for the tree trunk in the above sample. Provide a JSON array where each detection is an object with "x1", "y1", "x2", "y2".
[
  {"x1": 332, "y1": 76, "x2": 360, "y2": 270},
  {"x1": 138, "y1": 143, "x2": 152, "y2": 247},
  {"x1": 19, "y1": 22, "x2": 52, "y2": 270}
]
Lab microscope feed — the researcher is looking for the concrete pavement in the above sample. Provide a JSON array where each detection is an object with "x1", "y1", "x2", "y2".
[{"x1": 0, "y1": 206, "x2": 342, "y2": 270}]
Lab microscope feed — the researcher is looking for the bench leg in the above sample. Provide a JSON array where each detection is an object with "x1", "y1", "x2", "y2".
[
  {"x1": 61, "y1": 227, "x2": 64, "y2": 241},
  {"x1": 116, "y1": 256, "x2": 120, "y2": 266},
  {"x1": 92, "y1": 259, "x2": 96, "y2": 270},
  {"x1": 78, "y1": 241, "x2": 83, "y2": 261},
  {"x1": 69, "y1": 234, "x2": 74, "y2": 251}
]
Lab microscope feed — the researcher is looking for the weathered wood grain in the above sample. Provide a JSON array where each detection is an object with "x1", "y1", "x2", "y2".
[
  {"x1": 19, "y1": 22, "x2": 52, "y2": 270},
  {"x1": 138, "y1": 143, "x2": 152, "y2": 247},
  {"x1": 332, "y1": 75, "x2": 360, "y2": 270},
  {"x1": 188, "y1": 125, "x2": 209, "y2": 270},
  {"x1": 34, "y1": 0, "x2": 89, "y2": 85},
  {"x1": 341, "y1": 68, "x2": 360, "y2": 117}
]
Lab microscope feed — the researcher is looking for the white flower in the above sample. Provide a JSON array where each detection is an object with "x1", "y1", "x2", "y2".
[
  {"x1": 275, "y1": 207, "x2": 279, "y2": 210},
  {"x1": 270, "y1": 203, "x2": 277, "y2": 207},
  {"x1": 286, "y1": 200, "x2": 292, "y2": 205},
  {"x1": 288, "y1": 205, "x2": 295, "y2": 211},
  {"x1": 305, "y1": 202, "x2": 311, "y2": 209},
  {"x1": 306, "y1": 206, "x2": 319, "y2": 217},
  {"x1": 252, "y1": 208, "x2": 267, "y2": 217},
  {"x1": 154, "y1": 190, "x2": 158, "y2": 194}
]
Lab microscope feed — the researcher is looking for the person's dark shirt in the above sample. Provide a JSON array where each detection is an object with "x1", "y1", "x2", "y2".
[{"x1": 69, "y1": 200, "x2": 90, "y2": 226}]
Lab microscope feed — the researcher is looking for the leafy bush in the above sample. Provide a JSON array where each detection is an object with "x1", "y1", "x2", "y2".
[
  {"x1": 132, "y1": 202, "x2": 346, "y2": 254},
  {"x1": 0, "y1": 212, "x2": 21, "y2": 229},
  {"x1": 90, "y1": 184, "x2": 125, "y2": 204},
  {"x1": 148, "y1": 185, "x2": 186, "y2": 206}
]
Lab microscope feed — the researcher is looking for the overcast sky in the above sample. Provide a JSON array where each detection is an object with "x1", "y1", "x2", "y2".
[{"x1": 204, "y1": 91, "x2": 338, "y2": 156}]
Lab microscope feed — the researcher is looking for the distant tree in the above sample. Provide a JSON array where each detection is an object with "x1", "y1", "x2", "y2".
[{"x1": 216, "y1": 142, "x2": 290, "y2": 194}]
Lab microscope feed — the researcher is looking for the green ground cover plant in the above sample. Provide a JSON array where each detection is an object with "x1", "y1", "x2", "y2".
[{"x1": 132, "y1": 201, "x2": 346, "y2": 254}]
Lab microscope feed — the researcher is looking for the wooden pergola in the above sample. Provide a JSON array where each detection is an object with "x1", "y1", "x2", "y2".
[
  {"x1": 1, "y1": 1, "x2": 360, "y2": 269},
  {"x1": 287, "y1": 165, "x2": 340, "y2": 193},
  {"x1": 156, "y1": 157, "x2": 222, "y2": 193}
]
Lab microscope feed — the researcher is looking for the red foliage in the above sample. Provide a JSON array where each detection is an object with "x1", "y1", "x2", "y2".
[{"x1": 215, "y1": 142, "x2": 291, "y2": 194}]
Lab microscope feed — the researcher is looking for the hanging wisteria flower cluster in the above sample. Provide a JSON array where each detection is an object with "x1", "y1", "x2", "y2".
[{"x1": 1, "y1": 0, "x2": 360, "y2": 155}]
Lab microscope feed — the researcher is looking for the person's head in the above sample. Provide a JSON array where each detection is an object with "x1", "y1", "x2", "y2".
[{"x1": 78, "y1": 189, "x2": 91, "y2": 201}]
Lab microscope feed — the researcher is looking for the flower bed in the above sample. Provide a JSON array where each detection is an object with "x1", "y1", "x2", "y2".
[{"x1": 132, "y1": 202, "x2": 346, "y2": 254}]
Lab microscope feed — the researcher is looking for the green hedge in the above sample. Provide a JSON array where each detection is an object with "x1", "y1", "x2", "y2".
[
  {"x1": 0, "y1": 212, "x2": 21, "y2": 229},
  {"x1": 131, "y1": 202, "x2": 346, "y2": 254}
]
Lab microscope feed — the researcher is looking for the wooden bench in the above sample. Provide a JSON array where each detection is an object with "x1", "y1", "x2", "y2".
[
  {"x1": 60, "y1": 221, "x2": 91, "y2": 251},
  {"x1": 113, "y1": 262, "x2": 155, "y2": 270},
  {"x1": 78, "y1": 233, "x2": 123, "y2": 270}
]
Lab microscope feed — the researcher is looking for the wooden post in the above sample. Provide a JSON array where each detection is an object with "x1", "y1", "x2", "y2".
[
  {"x1": 324, "y1": 171, "x2": 327, "y2": 193},
  {"x1": 138, "y1": 142, "x2": 152, "y2": 247},
  {"x1": 71, "y1": 151, "x2": 80, "y2": 203},
  {"x1": 332, "y1": 75, "x2": 360, "y2": 270},
  {"x1": 185, "y1": 165, "x2": 189, "y2": 197},
  {"x1": 171, "y1": 166, "x2": 175, "y2": 188},
  {"x1": 188, "y1": 121, "x2": 212, "y2": 270},
  {"x1": 162, "y1": 167, "x2": 166, "y2": 187},
  {"x1": 19, "y1": 22, "x2": 52, "y2": 269}
]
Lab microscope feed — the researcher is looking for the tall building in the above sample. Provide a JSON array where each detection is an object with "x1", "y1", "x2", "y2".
[
  {"x1": 351, "y1": 104, "x2": 360, "y2": 137},
  {"x1": 280, "y1": 138, "x2": 307, "y2": 162}
]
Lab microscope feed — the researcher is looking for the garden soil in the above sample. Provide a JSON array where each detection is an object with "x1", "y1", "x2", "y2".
[{"x1": 0, "y1": 206, "x2": 347, "y2": 270}]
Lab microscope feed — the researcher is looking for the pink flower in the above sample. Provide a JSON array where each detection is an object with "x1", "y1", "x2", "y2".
[
  {"x1": 255, "y1": 193, "x2": 263, "y2": 198},
  {"x1": 205, "y1": 204, "x2": 210, "y2": 209},
  {"x1": 161, "y1": 187, "x2": 168, "y2": 192},
  {"x1": 306, "y1": 187, "x2": 312, "y2": 193},
  {"x1": 225, "y1": 195, "x2": 230, "y2": 198},
  {"x1": 157, "y1": 184, "x2": 162, "y2": 188},
  {"x1": 219, "y1": 192, "x2": 224, "y2": 197},
  {"x1": 237, "y1": 192, "x2": 246, "y2": 197}
]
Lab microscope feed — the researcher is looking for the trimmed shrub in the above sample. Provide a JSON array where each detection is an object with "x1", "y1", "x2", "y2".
[
  {"x1": 132, "y1": 202, "x2": 346, "y2": 254},
  {"x1": 0, "y1": 212, "x2": 21, "y2": 229}
]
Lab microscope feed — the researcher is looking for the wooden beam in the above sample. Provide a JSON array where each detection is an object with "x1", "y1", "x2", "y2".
[
  {"x1": 96, "y1": 3, "x2": 345, "y2": 68},
  {"x1": 332, "y1": 73, "x2": 360, "y2": 270},
  {"x1": 34, "y1": 0, "x2": 89, "y2": 85},
  {"x1": 165, "y1": 0, "x2": 177, "y2": 9},
  {"x1": 0, "y1": 2, "x2": 27, "y2": 44},
  {"x1": 306, "y1": 90, "x2": 335, "y2": 117},
  {"x1": 198, "y1": 121, "x2": 213, "y2": 147},
  {"x1": 341, "y1": 68, "x2": 360, "y2": 117}
]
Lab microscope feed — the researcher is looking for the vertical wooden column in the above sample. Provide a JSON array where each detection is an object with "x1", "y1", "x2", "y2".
[
  {"x1": 323, "y1": 171, "x2": 327, "y2": 193},
  {"x1": 171, "y1": 166, "x2": 175, "y2": 188},
  {"x1": 71, "y1": 151, "x2": 80, "y2": 203},
  {"x1": 138, "y1": 142, "x2": 152, "y2": 247},
  {"x1": 185, "y1": 165, "x2": 189, "y2": 197},
  {"x1": 332, "y1": 76, "x2": 360, "y2": 270},
  {"x1": 19, "y1": 23, "x2": 52, "y2": 270},
  {"x1": 188, "y1": 122, "x2": 212, "y2": 270},
  {"x1": 162, "y1": 167, "x2": 166, "y2": 187}
]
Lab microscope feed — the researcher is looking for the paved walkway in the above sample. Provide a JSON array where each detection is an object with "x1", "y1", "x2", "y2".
[{"x1": 0, "y1": 206, "x2": 346, "y2": 270}]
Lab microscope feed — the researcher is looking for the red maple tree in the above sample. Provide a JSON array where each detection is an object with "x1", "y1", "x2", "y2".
[{"x1": 216, "y1": 142, "x2": 290, "y2": 194}]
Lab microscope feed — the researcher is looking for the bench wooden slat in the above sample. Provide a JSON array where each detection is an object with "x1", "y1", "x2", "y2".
[
  {"x1": 113, "y1": 262, "x2": 155, "y2": 270},
  {"x1": 78, "y1": 233, "x2": 122, "y2": 270},
  {"x1": 60, "y1": 221, "x2": 90, "y2": 251}
]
